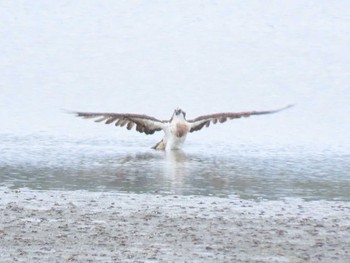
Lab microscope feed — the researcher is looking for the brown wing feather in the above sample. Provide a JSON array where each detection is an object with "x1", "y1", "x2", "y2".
[
  {"x1": 73, "y1": 112, "x2": 165, "y2": 135},
  {"x1": 188, "y1": 105, "x2": 294, "y2": 133}
]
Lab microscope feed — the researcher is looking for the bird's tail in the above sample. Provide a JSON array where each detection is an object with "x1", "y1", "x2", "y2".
[{"x1": 152, "y1": 139, "x2": 166, "y2": 150}]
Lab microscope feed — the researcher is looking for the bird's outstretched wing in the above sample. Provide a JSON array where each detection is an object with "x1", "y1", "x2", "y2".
[
  {"x1": 188, "y1": 105, "x2": 294, "y2": 133},
  {"x1": 72, "y1": 111, "x2": 166, "y2": 135}
]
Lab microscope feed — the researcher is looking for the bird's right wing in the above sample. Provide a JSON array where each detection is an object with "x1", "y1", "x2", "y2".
[{"x1": 72, "y1": 111, "x2": 167, "y2": 135}]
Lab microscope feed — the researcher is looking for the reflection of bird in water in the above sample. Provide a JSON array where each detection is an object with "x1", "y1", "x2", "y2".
[
  {"x1": 72, "y1": 105, "x2": 293, "y2": 151},
  {"x1": 164, "y1": 150, "x2": 188, "y2": 194},
  {"x1": 165, "y1": 149, "x2": 187, "y2": 163}
]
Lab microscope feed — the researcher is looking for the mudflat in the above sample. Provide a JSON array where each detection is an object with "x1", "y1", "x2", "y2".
[{"x1": 0, "y1": 188, "x2": 349, "y2": 262}]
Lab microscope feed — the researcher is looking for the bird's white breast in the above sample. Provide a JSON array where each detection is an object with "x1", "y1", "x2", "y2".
[{"x1": 164, "y1": 120, "x2": 190, "y2": 150}]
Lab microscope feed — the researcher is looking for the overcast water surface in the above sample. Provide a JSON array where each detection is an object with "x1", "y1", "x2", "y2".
[
  {"x1": 1, "y1": 134, "x2": 349, "y2": 201},
  {"x1": 1, "y1": 1, "x2": 349, "y2": 202}
]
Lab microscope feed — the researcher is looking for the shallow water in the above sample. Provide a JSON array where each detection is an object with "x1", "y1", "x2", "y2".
[
  {"x1": 1, "y1": 1, "x2": 350, "y2": 203},
  {"x1": 1, "y1": 134, "x2": 349, "y2": 201}
]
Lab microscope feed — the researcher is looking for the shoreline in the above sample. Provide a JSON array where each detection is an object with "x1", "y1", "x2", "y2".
[{"x1": 1, "y1": 188, "x2": 349, "y2": 262}]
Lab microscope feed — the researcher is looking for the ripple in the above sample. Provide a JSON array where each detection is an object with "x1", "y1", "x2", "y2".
[{"x1": 1, "y1": 134, "x2": 349, "y2": 201}]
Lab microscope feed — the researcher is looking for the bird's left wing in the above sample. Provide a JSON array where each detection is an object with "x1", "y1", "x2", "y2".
[
  {"x1": 188, "y1": 105, "x2": 294, "y2": 132},
  {"x1": 72, "y1": 111, "x2": 166, "y2": 135}
]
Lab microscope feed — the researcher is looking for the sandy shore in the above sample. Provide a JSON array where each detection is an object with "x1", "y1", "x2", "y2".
[{"x1": 0, "y1": 188, "x2": 349, "y2": 263}]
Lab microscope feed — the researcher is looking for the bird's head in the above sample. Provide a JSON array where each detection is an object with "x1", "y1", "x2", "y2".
[{"x1": 172, "y1": 107, "x2": 186, "y2": 120}]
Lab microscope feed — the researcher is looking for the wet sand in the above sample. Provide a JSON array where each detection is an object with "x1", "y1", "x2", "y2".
[{"x1": 0, "y1": 188, "x2": 349, "y2": 262}]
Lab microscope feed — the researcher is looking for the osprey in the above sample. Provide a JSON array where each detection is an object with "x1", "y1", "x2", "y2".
[{"x1": 73, "y1": 105, "x2": 293, "y2": 151}]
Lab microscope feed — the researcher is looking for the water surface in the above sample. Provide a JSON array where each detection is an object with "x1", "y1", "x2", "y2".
[
  {"x1": 1, "y1": 1, "x2": 350, "y2": 202},
  {"x1": 1, "y1": 134, "x2": 349, "y2": 201}
]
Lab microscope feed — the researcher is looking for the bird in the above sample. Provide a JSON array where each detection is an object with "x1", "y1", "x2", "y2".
[{"x1": 72, "y1": 105, "x2": 293, "y2": 151}]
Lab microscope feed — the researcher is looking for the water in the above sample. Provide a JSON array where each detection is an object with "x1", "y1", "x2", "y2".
[
  {"x1": 1, "y1": 134, "x2": 349, "y2": 201},
  {"x1": 1, "y1": 2, "x2": 350, "y2": 201}
]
